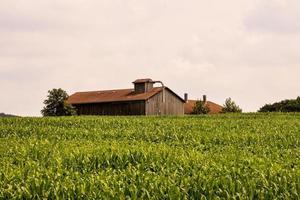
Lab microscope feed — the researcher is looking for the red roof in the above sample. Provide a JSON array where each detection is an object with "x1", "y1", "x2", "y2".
[
  {"x1": 67, "y1": 87, "x2": 167, "y2": 105},
  {"x1": 184, "y1": 100, "x2": 223, "y2": 114}
]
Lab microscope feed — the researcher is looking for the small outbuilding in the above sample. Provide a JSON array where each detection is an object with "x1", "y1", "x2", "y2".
[{"x1": 67, "y1": 78, "x2": 185, "y2": 116}]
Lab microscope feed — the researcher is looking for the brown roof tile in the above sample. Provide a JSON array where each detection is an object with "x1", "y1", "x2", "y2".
[
  {"x1": 67, "y1": 87, "x2": 163, "y2": 105},
  {"x1": 184, "y1": 100, "x2": 223, "y2": 114}
]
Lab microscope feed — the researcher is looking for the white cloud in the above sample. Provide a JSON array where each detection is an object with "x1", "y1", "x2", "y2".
[
  {"x1": 0, "y1": 0, "x2": 299, "y2": 115},
  {"x1": 245, "y1": 0, "x2": 300, "y2": 33}
]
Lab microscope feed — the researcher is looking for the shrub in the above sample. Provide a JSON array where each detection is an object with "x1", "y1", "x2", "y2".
[
  {"x1": 192, "y1": 100, "x2": 210, "y2": 114},
  {"x1": 222, "y1": 98, "x2": 242, "y2": 113}
]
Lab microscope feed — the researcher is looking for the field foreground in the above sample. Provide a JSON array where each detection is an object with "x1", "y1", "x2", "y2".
[{"x1": 0, "y1": 113, "x2": 300, "y2": 199}]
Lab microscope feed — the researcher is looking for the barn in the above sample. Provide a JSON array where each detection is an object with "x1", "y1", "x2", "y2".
[{"x1": 67, "y1": 79, "x2": 185, "y2": 116}]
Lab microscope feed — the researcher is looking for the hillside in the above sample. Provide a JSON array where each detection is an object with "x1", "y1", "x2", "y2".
[
  {"x1": 0, "y1": 112, "x2": 17, "y2": 117},
  {"x1": 0, "y1": 113, "x2": 299, "y2": 199}
]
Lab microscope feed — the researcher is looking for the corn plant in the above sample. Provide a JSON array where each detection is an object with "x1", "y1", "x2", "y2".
[{"x1": 0, "y1": 113, "x2": 299, "y2": 199}]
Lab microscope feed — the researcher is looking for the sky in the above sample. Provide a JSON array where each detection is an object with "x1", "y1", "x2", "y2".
[{"x1": 0, "y1": 0, "x2": 299, "y2": 116}]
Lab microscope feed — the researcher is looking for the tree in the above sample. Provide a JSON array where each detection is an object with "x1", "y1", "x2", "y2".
[
  {"x1": 222, "y1": 97, "x2": 242, "y2": 113},
  {"x1": 192, "y1": 100, "x2": 210, "y2": 114},
  {"x1": 258, "y1": 97, "x2": 300, "y2": 112},
  {"x1": 41, "y1": 88, "x2": 76, "y2": 116}
]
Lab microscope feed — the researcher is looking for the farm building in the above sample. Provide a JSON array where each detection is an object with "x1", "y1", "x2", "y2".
[
  {"x1": 67, "y1": 79, "x2": 185, "y2": 116},
  {"x1": 184, "y1": 94, "x2": 223, "y2": 114}
]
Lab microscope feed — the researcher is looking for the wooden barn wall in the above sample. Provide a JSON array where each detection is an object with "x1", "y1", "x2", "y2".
[
  {"x1": 74, "y1": 100, "x2": 145, "y2": 116},
  {"x1": 134, "y1": 83, "x2": 153, "y2": 93},
  {"x1": 146, "y1": 90, "x2": 184, "y2": 115}
]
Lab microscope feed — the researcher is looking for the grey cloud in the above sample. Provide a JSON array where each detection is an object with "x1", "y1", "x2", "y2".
[
  {"x1": 245, "y1": 1, "x2": 300, "y2": 33},
  {"x1": 0, "y1": 67, "x2": 45, "y2": 83},
  {"x1": 0, "y1": 0, "x2": 299, "y2": 116},
  {"x1": 0, "y1": 13, "x2": 60, "y2": 32}
]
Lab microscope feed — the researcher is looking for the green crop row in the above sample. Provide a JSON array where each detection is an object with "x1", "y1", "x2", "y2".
[{"x1": 0, "y1": 113, "x2": 300, "y2": 199}]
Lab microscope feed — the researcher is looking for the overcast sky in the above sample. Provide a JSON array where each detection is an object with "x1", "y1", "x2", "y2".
[{"x1": 0, "y1": 0, "x2": 299, "y2": 116}]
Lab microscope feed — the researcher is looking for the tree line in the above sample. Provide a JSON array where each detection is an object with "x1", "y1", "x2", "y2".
[{"x1": 258, "y1": 97, "x2": 300, "y2": 112}]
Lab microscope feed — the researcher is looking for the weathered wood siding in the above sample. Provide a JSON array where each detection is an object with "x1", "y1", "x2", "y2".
[
  {"x1": 134, "y1": 83, "x2": 153, "y2": 93},
  {"x1": 146, "y1": 89, "x2": 184, "y2": 115},
  {"x1": 74, "y1": 100, "x2": 145, "y2": 115},
  {"x1": 72, "y1": 89, "x2": 184, "y2": 116}
]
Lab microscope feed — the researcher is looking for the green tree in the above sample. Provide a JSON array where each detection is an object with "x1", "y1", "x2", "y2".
[
  {"x1": 192, "y1": 100, "x2": 210, "y2": 114},
  {"x1": 222, "y1": 97, "x2": 242, "y2": 113},
  {"x1": 41, "y1": 88, "x2": 76, "y2": 116},
  {"x1": 258, "y1": 97, "x2": 300, "y2": 112}
]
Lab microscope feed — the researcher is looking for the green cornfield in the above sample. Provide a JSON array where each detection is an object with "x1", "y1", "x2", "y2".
[{"x1": 0, "y1": 113, "x2": 300, "y2": 199}]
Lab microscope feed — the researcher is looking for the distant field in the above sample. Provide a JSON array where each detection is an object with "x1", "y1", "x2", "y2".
[{"x1": 0, "y1": 113, "x2": 300, "y2": 199}]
